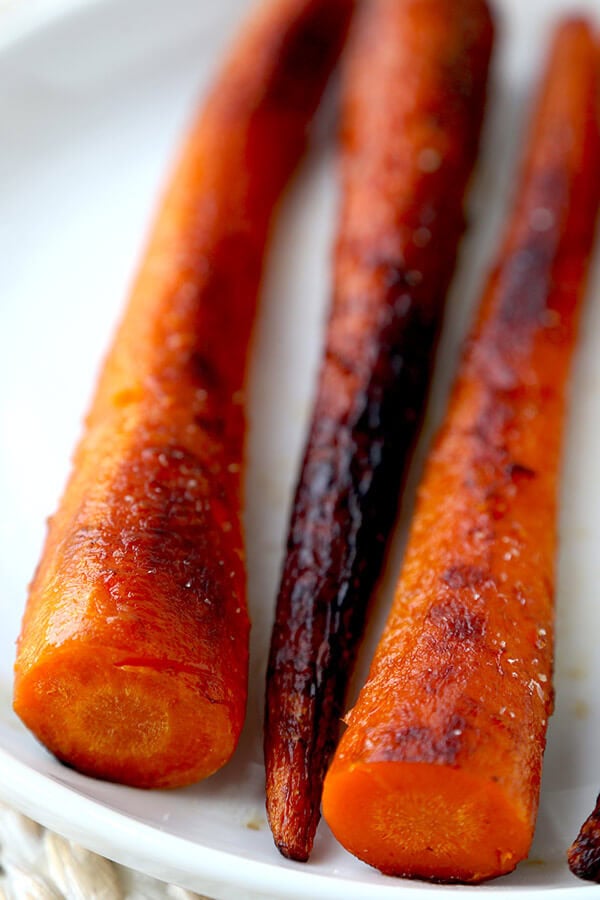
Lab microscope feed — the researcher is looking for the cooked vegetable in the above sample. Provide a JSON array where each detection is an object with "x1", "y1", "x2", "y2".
[
  {"x1": 264, "y1": 0, "x2": 493, "y2": 861},
  {"x1": 13, "y1": 0, "x2": 353, "y2": 790},
  {"x1": 569, "y1": 795, "x2": 600, "y2": 882},
  {"x1": 322, "y1": 17, "x2": 600, "y2": 883}
]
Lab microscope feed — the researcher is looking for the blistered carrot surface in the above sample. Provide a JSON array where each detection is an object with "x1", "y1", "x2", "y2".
[
  {"x1": 13, "y1": 0, "x2": 352, "y2": 789},
  {"x1": 264, "y1": 0, "x2": 493, "y2": 861},
  {"x1": 322, "y1": 18, "x2": 600, "y2": 883}
]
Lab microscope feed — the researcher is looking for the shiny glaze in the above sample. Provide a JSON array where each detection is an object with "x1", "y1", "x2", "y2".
[
  {"x1": 264, "y1": 0, "x2": 494, "y2": 860},
  {"x1": 569, "y1": 793, "x2": 600, "y2": 882},
  {"x1": 322, "y1": 19, "x2": 600, "y2": 883},
  {"x1": 14, "y1": 0, "x2": 354, "y2": 789}
]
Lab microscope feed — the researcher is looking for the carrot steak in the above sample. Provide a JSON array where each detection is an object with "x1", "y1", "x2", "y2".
[
  {"x1": 264, "y1": 0, "x2": 493, "y2": 861},
  {"x1": 322, "y1": 18, "x2": 600, "y2": 883},
  {"x1": 13, "y1": 0, "x2": 353, "y2": 790}
]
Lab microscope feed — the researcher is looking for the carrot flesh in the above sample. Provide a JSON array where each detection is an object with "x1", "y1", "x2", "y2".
[
  {"x1": 13, "y1": 0, "x2": 353, "y2": 790},
  {"x1": 264, "y1": 0, "x2": 493, "y2": 861},
  {"x1": 322, "y1": 18, "x2": 600, "y2": 883}
]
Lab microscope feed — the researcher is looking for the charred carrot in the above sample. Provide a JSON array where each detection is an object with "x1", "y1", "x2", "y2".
[
  {"x1": 569, "y1": 795, "x2": 600, "y2": 881},
  {"x1": 322, "y1": 18, "x2": 600, "y2": 883},
  {"x1": 264, "y1": 0, "x2": 493, "y2": 861},
  {"x1": 13, "y1": 0, "x2": 353, "y2": 790}
]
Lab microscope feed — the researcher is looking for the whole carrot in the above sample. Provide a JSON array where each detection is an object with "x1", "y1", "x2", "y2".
[
  {"x1": 13, "y1": 0, "x2": 353, "y2": 790},
  {"x1": 322, "y1": 18, "x2": 600, "y2": 883},
  {"x1": 264, "y1": 0, "x2": 493, "y2": 861}
]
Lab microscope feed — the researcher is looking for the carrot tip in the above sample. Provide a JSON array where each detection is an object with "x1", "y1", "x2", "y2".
[
  {"x1": 266, "y1": 777, "x2": 317, "y2": 861},
  {"x1": 275, "y1": 839, "x2": 311, "y2": 863}
]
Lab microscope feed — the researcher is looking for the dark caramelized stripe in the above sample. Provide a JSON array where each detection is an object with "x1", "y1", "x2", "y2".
[
  {"x1": 264, "y1": 0, "x2": 494, "y2": 861},
  {"x1": 569, "y1": 795, "x2": 600, "y2": 882},
  {"x1": 321, "y1": 18, "x2": 600, "y2": 883}
]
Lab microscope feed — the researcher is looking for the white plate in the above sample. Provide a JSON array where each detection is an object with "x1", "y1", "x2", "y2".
[{"x1": 2, "y1": 0, "x2": 600, "y2": 896}]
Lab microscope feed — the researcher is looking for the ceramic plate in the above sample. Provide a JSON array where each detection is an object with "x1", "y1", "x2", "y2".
[{"x1": 1, "y1": 0, "x2": 600, "y2": 896}]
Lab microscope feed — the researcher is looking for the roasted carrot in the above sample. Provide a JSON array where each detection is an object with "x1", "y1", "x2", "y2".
[
  {"x1": 322, "y1": 18, "x2": 600, "y2": 883},
  {"x1": 569, "y1": 794, "x2": 600, "y2": 882},
  {"x1": 264, "y1": 0, "x2": 493, "y2": 861},
  {"x1": 12, "y1": 0, "x2": 353, "y2": 790}
]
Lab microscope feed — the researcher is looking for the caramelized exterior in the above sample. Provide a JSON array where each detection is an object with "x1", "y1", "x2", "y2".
[
  {"x1": 322, "y1": 19, "x2": 600, "y2": 883},
  {"x1": 13, "y1": 0, "x2": 353, "y2": 789},
  {"x1": 569, "y1": 794, "x2": 600, "y2": 882},
  {"x1": 264, "y1": 0, "x2": 493, "y2": 860}
]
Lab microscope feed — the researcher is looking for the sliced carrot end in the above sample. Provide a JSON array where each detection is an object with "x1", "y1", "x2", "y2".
[
  {"x1": 14, "y1": 651, "x2": 236, "y2": 789},
  {"x1": 322, "y1": 760, "x2": 532, "y2": 883}
]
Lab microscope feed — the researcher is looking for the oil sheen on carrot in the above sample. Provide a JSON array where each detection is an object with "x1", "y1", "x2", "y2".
[
  {"x1": 569, "y1": 792, "x2": 600, "y2": 882},
  {"x1": 322, "y1": 18, "x2": 600, "y2": 883},
  {"x1": 264, "y1": 0, "x2": 493, "y2": 861},
  {"x1": 13, "y1": 0, "x2": 353, "y2": 790}
]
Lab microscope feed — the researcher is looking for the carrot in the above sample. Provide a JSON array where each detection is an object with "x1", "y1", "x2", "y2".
[
  {"x1": 569, "y1": 794, "x2": 600, "y2": 881},
  {"x1": 264, "y1": 0, "x2": 493, "y2": 861},
  {"x1": 322, "y1": 18, "x2": 600, "y2": 883},
  {"x1": 12, "y1": 0, "x2": 353, "y2": 790}
]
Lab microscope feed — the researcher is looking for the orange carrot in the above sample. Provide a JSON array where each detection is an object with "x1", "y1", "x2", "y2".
[
  {"x1": 264, "y1": 0, "x2": 493, "y2": 861},
  {"x1": 322, "y1": 18, "x2": 600, "y2": 883},
  {"x1": 13, "y1": 0, "x2": 353, "y2": 790}
]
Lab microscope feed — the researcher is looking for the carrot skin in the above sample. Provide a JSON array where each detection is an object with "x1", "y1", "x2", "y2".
[
  {"x1": 569, "y1": 794, "x2": 600, "y2": 881},
  {"x1": 264, "y1": 0, "x2": 493, "y2": 861},
  {"x1": 13, "y1": 0, "x2": 353, "y2": 790},
  {"x1": 322, "y1": 19, "x2": 600, "y2": 883}
]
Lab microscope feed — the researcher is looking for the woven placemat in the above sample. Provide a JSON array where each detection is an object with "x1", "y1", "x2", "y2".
[{"x1": 0, "y1": 802, "x2": 212, "y2": 900}]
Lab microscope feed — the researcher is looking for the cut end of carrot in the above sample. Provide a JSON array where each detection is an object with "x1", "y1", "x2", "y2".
[
  {"x1": 14, "y1": 650, "x2": 238, "y2": 789},
  {"x1": 322, "y1": 760, "x2": 532, "y2": 883}
]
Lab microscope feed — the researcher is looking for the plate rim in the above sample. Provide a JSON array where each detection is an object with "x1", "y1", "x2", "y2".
[
  {"x1": 0, "y1": 741, "x2": 587, "y2": 898},
  {"x1": 2, "y1": 741, "x2": 540, "y2": 899}
]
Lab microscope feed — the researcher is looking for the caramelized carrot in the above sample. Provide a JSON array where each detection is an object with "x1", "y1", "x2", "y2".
[
  {"x1": 264, "y1": 0, "x2": 493, "y2": 861},
  {"x1": 322, "y1": 18, "x2": 600, "y2": 883},
  {"x1": 569, "y1": 794, "x2": 600, "y2": 881},
  {"x1": 13, "y1": 0, "x2": 353, "y2": 790}
]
